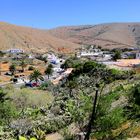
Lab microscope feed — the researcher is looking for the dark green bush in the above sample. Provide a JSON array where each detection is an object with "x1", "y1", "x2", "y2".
[
  {"x1": 131, "y1": 83, "x2": 140, "y2": 106},
  {"x1": 28, "y1": 66, "x2": 35, "y2": 71},
  {"x1": 112, "y1": 50, "x2": 121, "y2": 61},
  {"x1": 127, "y1": 83, "x2": 140, "y2": 118},
  {"x1": 61, "y1": 57, "x2": 84, "y2": 69},
  {"x1": 39, "y1": 82, "x2": 48, "y2": 90}
]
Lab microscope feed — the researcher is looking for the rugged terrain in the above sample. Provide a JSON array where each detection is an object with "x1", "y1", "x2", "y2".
[
  {"x1": 0, "y1": 22, "x2": 79, "y2": 54},
  {"x1": 1, "y1": 22, "x2": 140, "y2": 54},
  {"x1": 48, "y1": 23, "x2": 140, "y2": 49}
]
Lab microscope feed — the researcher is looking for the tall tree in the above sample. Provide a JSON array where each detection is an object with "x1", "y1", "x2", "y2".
[
  {"x1": 20, "y1": 60, "x2": 27, "y2": 72},
  {"x1": 30, "y1": 70, "x2": 43, "y2": 83},
  {"x1": 44, "y1": 64, "x2": 53, "y2": 79},
  {"x1": 9, "y1": 64, "x2": 16, "y2": 75},
  {"x1": 112, "y1": 50, "x2": 121, "y2": 61}
]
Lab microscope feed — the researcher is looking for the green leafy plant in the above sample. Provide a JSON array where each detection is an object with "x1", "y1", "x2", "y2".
[
  {"x1": 44, "y1": 64, "x2": 53, "y2": 79},
  {"x1": 112, "y1": 50, "x2": 121, "y2": 61},
  {"x1": 9, "y1": 64, "x2": 16, "y2": 75},
  {"x1": 28, "y1": 66, "x2": 35, "y2": 71},
  {"x1": 39, "y1": 82, "x2": 48, "y2": 90},
  {"x1": 20, "y1": 60, "x2": 27, "y2": 72},
  {"x1": 19, "y1": 136, "x2": 27, "y2": 140},
  {"x1": 30, "y1": 70, "x2": 44, "y2": 83}
]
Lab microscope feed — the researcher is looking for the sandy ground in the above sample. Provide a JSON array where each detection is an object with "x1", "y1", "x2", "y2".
[
  {"x1": 0, "y1": 75, "x2": 11, "y2": 83},
  {"x1": 116, "y1": 59, "x2": 140, "y2": 67},
  {"x1": 45, "y1": 133, "x2": 63, "y2": 140}
]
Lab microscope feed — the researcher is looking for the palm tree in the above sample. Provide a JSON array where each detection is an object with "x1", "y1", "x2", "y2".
[
  {"x1": 9, "y1": 64, "x2": 16, "y2": 75},
  {"x1": 30, "y1": 70, "x2": 43, "y2": 83},
  {"x1": 44, "y1": 64, "x2": 53, "y2": 79},
  {"x1": 20, "y1": 60, "x2": 27, "y2": 72}
]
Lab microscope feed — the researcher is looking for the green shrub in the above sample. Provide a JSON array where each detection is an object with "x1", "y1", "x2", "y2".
[
  {"x1": 127, "y1": 83, "x2": 140, "y2": 118},
  {"x1": 0, "y1": 88, "x2": 18, "y2": 125},
  {"x1": 109, "y1": 69, "x2": 134, "y2": 80},
  {"x1": 97, "y1": 108, "x2": 126, "y2": 131},
  {"x1": 62, "y1": 128, "x2": 75, "y2": 140},
  {"x1": 39, "y1": 82, "x2": 48, "y2": 90},
  {"x1": 28, "y1": 66, "x2": 35, "y2": 71},
  {"x1": 33, "y1": 128, "x2": 45, "y2": 140},
  {"x1": 132, "y1": 83, "x2": 140, "y2": 106},
  {"x1": 0, "y1": 101, "x2": 18, "y2": 125},
  {"x1": 30, "y1": 138, "x2": 37, "y2": 140},
  {"x1": 35, "y1": 118, "x2": 68, "y2": 135},
  {"x1": 61, "y1": 57, "x2": 84, "y2": 69},
  {"x1": 19, "y1": 136, "x2": 27, "y2": 140},
  {"x1": 83, "y1": 61, "x2": 97, "y2": 73},
  {"x1": 112, "y1": 50, "x2": 121, "y2": 61},
  {"x1": 93, "y1": 87, "x2": 127, "y2": 139}
]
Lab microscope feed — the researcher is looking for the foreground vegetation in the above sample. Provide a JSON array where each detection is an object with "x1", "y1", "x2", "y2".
[{"x1": 0, "y1": 58, "x2": 140, "y2": 140}]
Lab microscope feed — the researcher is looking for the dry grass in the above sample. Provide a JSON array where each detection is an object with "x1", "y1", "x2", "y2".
[
  {"x1": 0, "y1": 75, "x2": 11, "y2": 83},
  {"x1": 128, "y1": 125, "x2": 140, "y2": 139},
  {"x1": 6, "y1": 87, "x2": 54, "y2": 107},
  {"x1": 45, "y1": 133, "x2": 63, "y2": 140},
  {"x1": 0, "y1": 62, "x2": 9, "y2": 71}
]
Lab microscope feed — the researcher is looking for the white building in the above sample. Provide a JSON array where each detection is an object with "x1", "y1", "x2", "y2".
[
  {"x1": 47, "y1": 53, "x2": 60, "y2": 64},
  {"x1": 28, "y1": 54, "x2": 34, "y2": 59},
  {"x1": 77, "y1": 49, "x2": 103, "y2": 58},
  {"x1": 6, "y1": 49, "x2": 24, "y2": 54}
]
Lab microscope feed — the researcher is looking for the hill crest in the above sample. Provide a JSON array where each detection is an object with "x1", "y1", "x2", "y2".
[{"x1": 48, "y1": 22, "x2": 140, "y2": 49}]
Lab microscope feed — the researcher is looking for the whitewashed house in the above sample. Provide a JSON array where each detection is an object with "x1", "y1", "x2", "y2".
[
  {"x1": 6, "y1": 49, "x2": 24, "y2": 54},
  {"x1": 77, "y1": 48, "x2": 103, "y2": 58}
]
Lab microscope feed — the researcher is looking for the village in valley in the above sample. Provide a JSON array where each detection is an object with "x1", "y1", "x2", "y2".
[
  {"x1": 0, "y1": 45, "x2": 140, "y2": 88},
  {"x1": 2, "y1": 0, "x2": 140, "y2": 139},
  {"x1": 0, "y1": 48, "x2": 71, "y2": 87},
  {"x1": 1, "y1": 41, "x2": 140, "y2": 140}
]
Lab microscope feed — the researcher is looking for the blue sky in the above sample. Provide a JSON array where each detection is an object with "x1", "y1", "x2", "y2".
[{"x1": 0, "y1": 0, "x2": 140, "y2": 29}]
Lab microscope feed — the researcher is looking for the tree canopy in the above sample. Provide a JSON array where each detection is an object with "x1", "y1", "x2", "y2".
[{"x1": 30, "y1": 70, "x2": 43, "y2": 83}]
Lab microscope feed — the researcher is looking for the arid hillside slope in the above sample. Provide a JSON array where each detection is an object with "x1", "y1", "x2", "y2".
[
  {"x1": 1, "y1": 22, "x2": 140, "y2": 53},
  {"x1": 0, "y1": 22, "x2": 79, "y2": 53},
  {"x1": 48, "y1": 23, "x2": 140, "y2": 49}
]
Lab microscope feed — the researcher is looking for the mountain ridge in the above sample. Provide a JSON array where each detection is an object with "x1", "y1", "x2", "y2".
[
  {"x1": 48, "y1": 22, "x2": 140, "y2": 49},
  {"x1": 1, "y1": 22, "x2": 140, "y2": 54}
]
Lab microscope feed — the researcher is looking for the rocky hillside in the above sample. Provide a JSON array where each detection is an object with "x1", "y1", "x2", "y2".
[
  {"x1": 0, "y1": 22, "x2": 79, "y2": 54},
  {"x1": 1, "y1": 22, "x2": 140, "y2": 54},
  {"x1": 48, "y1": 23, "x2": 140, "y2": 49}
]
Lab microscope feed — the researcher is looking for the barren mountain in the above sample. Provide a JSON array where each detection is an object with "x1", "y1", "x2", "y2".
[
  {"x1": 0, "y1": 22, "x2": 79, "y2": 54},
  {"x1": 1, "y1": 22, "x2": 140, "y2": 54},
  {"x1": 48, "y1": 23, "x2": 140, "y2": 49}
]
